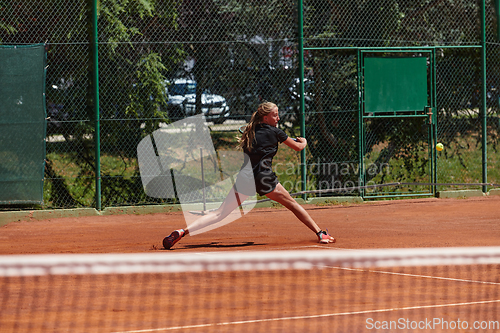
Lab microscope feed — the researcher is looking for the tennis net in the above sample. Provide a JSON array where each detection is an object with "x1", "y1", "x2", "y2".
[{"x1": 1, "y1": 247, "x2": 500, "y2": 332}]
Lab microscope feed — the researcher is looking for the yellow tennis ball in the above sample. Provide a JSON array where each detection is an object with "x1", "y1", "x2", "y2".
[{"x1": 436, "y1": 143, "x2": 444, "y2": 151}]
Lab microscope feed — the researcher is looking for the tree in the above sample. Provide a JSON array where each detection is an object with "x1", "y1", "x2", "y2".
[
  {"x1": 302, "y1": 0, "x2": 494, "y2": 193},
  {"x1": 1, "y1": 0, "x2": 183, "y2": 207}
]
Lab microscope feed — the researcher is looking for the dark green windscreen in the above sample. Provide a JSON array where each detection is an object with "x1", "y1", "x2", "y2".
[
  {"x1": 364, "y1": 57, "x2": 428, "y2": 113},
  {"x1": 0, "y1": 44, "x2": 46, "y2": 204}
]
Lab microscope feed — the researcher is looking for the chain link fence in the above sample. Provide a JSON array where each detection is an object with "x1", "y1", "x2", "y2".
[{"x1": 1, "y1": 0, "x2": 499, "y2": 209}]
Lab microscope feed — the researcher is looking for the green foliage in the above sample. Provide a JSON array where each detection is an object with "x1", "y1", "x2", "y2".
[
  {"x1": 301, "y1": 0, "x2": 500, "y2": 193},
  {"x1": 127, "y1": 53, "x2": 168, "y2": 129},
  {"x1": 2, "y1": 0, "x2": 499, "y2": 208},
  {"x1": 46, "y1": 0, "x2": 181, "y2": 207},
  {"x1": 0, "y1": 20, "x2": 16, "y2": 37}
]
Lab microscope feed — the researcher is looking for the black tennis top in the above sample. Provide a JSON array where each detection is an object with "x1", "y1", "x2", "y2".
[{"x1": 243, "y1": 123, "x2": 288, "y2": 175}]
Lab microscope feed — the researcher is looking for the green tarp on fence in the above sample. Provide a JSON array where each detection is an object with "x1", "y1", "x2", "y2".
[{"x1": 0, "y1": 44, "x2": 46, "y2": 204}]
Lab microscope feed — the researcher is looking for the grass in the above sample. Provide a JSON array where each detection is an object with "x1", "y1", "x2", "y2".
[{"x1": 436, "y1": 135, "x2": 500, "y2": 186}]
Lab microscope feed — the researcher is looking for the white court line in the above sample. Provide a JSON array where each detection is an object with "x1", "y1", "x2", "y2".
[
  {"x1": 111, "y1": 250, "x2": 500, "y2": 333},
  {"x1": 112, "y1": 255, "x2": 500, "y2": 333},
  {"x1": 112, "y1": 299, "x2": 500, "y2": 333},
  {"x1": 322, "y1": 266, "x2": 500, "y2": 286}
]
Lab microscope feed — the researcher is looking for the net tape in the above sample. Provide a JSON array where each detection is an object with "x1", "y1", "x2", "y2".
[
  {"x1": 2, "y1": 247, "x2": 500, "y2": 333},
  {"x1": 2, "y1": 247, "x2": 500, "y2": 277}
]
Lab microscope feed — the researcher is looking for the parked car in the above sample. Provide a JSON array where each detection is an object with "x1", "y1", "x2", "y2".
[{"x1": 165, "y1": 78, "x2": 230, "y2": 124}]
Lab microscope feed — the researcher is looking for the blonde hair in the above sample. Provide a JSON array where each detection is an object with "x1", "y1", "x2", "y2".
[{"x1": 237, "y1": 102, "x2": 277, "y2": 151}]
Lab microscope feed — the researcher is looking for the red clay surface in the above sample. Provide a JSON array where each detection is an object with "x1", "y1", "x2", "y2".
[
  {"x1": 1, "y1": 196, "x2": 499, "y2": 254},
  {"x1": 1, "y1": 196, "x2": 500, "y2": 332}
]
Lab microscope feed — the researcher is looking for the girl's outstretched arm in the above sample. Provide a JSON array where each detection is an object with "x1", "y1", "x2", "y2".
[{"x1": 283, "y1": 137, "x2": 307, "y2": 151}]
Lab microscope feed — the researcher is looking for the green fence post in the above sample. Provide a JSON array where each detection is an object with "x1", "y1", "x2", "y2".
[
  {"x1": 91, "y1": 0, "x2": 101, "y2": 210},
  {"x1": 298, "y1": 0, "x2": 307, "y2": 200},
  {"x1": 481, "y1": 0, "x2": 488, "y2": 193},
  {"x1": 432, "y1": 48, "x2": 438, "y2": 194},
  {"x1": 495, "y1": 0, "x2": 500, "y2": 40},
  {"x1": 357, "y1": 50, "x2": 364, "y2": 197}
]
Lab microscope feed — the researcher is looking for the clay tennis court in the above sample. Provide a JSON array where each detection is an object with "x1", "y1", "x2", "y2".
[
  {"x1": 1, "y1": 196, "x2": 500, "y2": 332},
  {"x1": 1, "y1": 196, "x2": 499, "y2": 254}
]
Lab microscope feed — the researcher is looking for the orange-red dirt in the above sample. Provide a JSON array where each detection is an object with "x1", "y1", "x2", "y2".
[
  {"x1": 1, "y1": 196, "x2": 499, "y2": 254},
  {"x1": 1, "y1": 196, "x2": 500, "y2": 332}
]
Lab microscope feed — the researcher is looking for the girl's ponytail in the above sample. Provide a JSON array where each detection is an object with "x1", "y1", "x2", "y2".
[{"x1": 237, "y1": 102, "x2": 276, "y2": 151}]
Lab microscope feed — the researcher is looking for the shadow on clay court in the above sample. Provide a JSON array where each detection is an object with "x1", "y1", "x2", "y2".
[{"x1": 178, "y1": 241, "x2": 265, "y2": 249}]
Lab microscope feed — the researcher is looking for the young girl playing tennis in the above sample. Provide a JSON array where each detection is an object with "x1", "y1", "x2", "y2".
[{"x1": 163, "y1": 101, "x2": 335, "y2": 249}]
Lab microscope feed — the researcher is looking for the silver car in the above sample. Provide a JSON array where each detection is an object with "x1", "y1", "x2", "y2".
[{"x1": 166, "y1": 79, "x2": 229, "y2": 124}]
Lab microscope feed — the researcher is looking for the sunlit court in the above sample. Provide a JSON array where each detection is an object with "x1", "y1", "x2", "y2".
[
  {"x1": 2, "y1": 0, "x2": 500, "y2": 332},
  {"x1": 1, "y1": 196, "x2": 500, "y2": 332}
]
